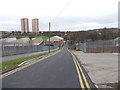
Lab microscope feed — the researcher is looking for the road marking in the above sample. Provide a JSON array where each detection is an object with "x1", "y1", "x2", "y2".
[
  {"x1": 0, "y1": 49, "x2": 63, "y2": 79},
  {"x1": 72, "y1": 54, "x2": 85, "y2": 89},
  {"x1": 68, "y1": 50, "x2": 85, "y2": 89},
  {"x1": 73, "y1": 55, "x2": 91, "y2": 90},
  {"x1": 68, "y1": 50, "x2": 91, "y2": 89}
]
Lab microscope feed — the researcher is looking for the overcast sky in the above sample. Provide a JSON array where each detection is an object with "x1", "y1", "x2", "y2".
[{"x1": 0, "y1": 0, "x2": 119, "y2": 31}]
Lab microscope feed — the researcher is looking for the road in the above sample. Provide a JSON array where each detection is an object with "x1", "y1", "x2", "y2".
[{"x1": 2, "y1": 45, "x2": 95, "y2": 89}]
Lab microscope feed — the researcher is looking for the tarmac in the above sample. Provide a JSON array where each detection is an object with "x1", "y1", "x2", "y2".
[{"x1": 72, "y1": 51, "x2": 118, "y2": 89}]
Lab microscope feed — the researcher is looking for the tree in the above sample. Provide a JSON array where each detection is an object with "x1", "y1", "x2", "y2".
[{"x1": 88, "y1": 32, "x2": 99, "y2": 41}]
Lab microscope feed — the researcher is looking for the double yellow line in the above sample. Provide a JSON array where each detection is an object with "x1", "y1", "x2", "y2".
[
  {"x1": 0, "y1": 49, "x2": 62, "y2": 79},
  {"x1": 69, "y1": 50, "x2": 91, "y2": 90},
  {"x1": 1, "y1": 48, "x2": 91, "y2": 89}
]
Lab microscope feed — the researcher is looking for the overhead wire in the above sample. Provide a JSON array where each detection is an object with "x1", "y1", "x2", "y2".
[{"x1": 50, "y1": 0, "x2": 72, "y2": 23}]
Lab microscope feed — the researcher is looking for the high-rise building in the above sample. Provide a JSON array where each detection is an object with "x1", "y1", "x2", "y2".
[
  {"x1": 32, "y1": 18, "x2": 39, "y2": 34},
  {"x1": 21, "y1": 18, "x2": 29, "y2": 33}
]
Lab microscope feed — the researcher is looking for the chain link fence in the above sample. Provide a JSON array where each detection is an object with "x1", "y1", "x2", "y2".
[
  {"x1": 1, "y1": 42, "x2": 58, "y2": 56},
  {"x1": 79, "y1": 38, "x2": 120, "y2": 53}
]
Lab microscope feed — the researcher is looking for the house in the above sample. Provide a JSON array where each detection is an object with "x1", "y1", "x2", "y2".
[{"x1": 44, "y1": 36, "x2": 64, "y2": 46}]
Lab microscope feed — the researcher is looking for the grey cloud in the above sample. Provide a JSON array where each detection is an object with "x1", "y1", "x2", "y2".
[{"x1": 0, "y1": 12, "x2": 117, "y2": 31}]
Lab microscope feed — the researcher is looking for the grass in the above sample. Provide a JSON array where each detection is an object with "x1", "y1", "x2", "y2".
[
  {"x1": 8, "y1": 35, "x2": 48, "y2": 40},
  {"x1": 38, "y1": 36, "x2": 48, "y2": 40},
  {"x1": 0, "y1": 48, "x2": 61, "y2": 72}
]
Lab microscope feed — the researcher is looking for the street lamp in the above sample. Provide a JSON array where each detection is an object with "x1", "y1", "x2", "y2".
[{"x1": 49, "y1": 22, "x2": 51, "y2": 53}]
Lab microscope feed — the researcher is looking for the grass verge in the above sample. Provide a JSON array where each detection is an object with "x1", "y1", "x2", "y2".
[
  {"x1": 0, "y1": 48, "x2": 61, "y2": 72},
  {"x1": 8, "y1": 35, "x2": 48, "y2": 40}
]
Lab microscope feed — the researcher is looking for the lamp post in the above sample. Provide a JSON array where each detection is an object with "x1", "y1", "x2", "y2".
[{"x1": 49, "y1": 22, "x2": 51, "y2": 53}]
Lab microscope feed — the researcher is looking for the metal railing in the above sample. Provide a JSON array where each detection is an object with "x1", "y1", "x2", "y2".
[
  {"x1": 79, "y1": 39, "x2": 119, "y2": 53},
  {"x1": 1, "y1": 42, "x2": 58, "y2": 56}
]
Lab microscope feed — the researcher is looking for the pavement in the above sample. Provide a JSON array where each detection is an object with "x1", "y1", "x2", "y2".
[
  {"x1": 1, "y1": 46, "x2": 95, "y2": 88},
  {"x1": 72, "y1": 51, "x2": 118, "y2": 89},
  {"x1": 1, "y1": 48, "x2": 58, "y2": 62}
]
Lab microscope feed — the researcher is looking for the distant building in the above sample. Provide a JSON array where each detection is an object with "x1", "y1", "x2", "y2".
[
  {"x1": 21, "y1": 18, "x2": 29, "y2": 33},
  {"x1": 12, "y1": 38, "x2": 30, "y2": 43},
  {"x1": 29, "y1": 37, "x2": 43, "y2": 45},
  {"x1": 44, "y1": 36, "x2": 64, "y2": 46},
  {"x1": 0, "y1": 38, "x2": 17, "y2": 43},
  {"x1": 32, "y1": 18, "x2": 39, "y2": 34}
]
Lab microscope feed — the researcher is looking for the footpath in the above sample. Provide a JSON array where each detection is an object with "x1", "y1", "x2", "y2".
[
  {"x1": 2, "y1": 48, "x2": 58, "y2": 62},
  {"x1": 72, "y1": 51, "x2": 118, "y2": 89}
]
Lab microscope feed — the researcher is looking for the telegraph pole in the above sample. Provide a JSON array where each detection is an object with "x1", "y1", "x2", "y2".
[{"x1": 49, "y1": 22, "x2": 51, "y2": 53}]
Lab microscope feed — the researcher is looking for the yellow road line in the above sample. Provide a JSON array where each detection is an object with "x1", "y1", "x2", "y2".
[
  {"x1": 72, "y1": 54, "x2": 85, "y2": 89},
  {"x1": 68, "y1": 50, "x2": 85, "y2": 89},
  {"x1": 70, "y1": 50, "x2": 91, "y2": 89},
  {"x1": 76, "y1": 59, "x2": 91, "y2": 89},
  {"x1": 73, "y1": 55, "x2": 91, "y2": 90},
  {"x1": 0, "y1": 49, "x2": 62, "y2": 79}
]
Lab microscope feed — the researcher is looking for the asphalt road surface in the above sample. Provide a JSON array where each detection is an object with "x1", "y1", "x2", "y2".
[{"x1": 2, "y1": 45, "x2": 96, "y2": 89}]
